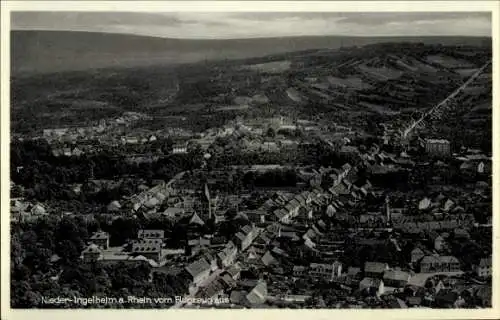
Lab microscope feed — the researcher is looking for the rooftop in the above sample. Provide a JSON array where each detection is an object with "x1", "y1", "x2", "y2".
[{"x1": 185, "y1": 257, "x2": 211, "y2": 278}]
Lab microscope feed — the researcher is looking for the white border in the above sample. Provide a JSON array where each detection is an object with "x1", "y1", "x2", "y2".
[{"x1": 1, "y1": 2, "x2": 499, "y2": 320}]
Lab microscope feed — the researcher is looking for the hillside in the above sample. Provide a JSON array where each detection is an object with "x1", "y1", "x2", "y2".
[{"x1": 10, "y1": 30, "x2": 492, "y2": 75}]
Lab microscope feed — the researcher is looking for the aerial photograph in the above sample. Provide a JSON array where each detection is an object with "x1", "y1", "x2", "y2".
[{"x1": 8, "y1": 10, "x2": 492, "y2": 309}]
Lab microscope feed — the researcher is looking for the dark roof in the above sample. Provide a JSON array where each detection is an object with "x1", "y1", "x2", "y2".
[
  {"x1": 383, "y1": 270, "x2": 411, "y2": 282},
  {"x1": 138, "y1": 229, "x2": 165, "y2": 239},
  {"x1": 364, "y1": 261, "x2": 388, "y2": 273},
  {"x1": 131, "y1": 243, "x2": 161, "y2": 253}
]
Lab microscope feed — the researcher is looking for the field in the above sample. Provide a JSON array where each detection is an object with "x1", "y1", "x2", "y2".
[
  {"x1": 426, "y1": 54, "x2": 476, "y2": 69},
  {"x1": 242, "y1": 61, "x2": 292, "y2": 73}
]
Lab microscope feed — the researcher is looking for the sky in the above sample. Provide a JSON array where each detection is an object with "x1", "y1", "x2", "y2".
[{"x1": 11, "y1": 12, "x2": 492, "y2": 39}]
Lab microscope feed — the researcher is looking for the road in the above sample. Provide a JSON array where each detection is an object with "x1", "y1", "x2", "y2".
[{"x1": 402, "y1": 60, "x2": 491, "y2": 139}]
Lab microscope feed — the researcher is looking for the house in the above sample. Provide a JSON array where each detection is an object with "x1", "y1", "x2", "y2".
[
  {"x1": 411, "y1": 248, "x2": 425, "y2": 264},
  {"x1": 420, "y1": 255, "x2": 461, "y2": 273},
  {"x1": 123, "y1": 137, "x2": 139, "y2": 145},
  {"x1": 434, "y1": 289, "x2": 459, "y2": 308},
  {"x1": 185, "y1": 257, "x2": 212, "y2": 287},
  {"x1": 453, "y1": 228, "x2": 470, "y2": 240},
  {"x1": 233, "y1": 224, "x2": 259, "y2": 251},
  {"x1": 253, "y1": 233, "x2": 271, "y2": 250},
  {"x1": 359, "y1": 278, "x2": 384, "y2": 297},
  {"x1": 203, "y1": 253, "x2": 218, "y2": 272},
  {"x1": 347, "y1": 267, "x2": 362, "y2": 279},
  {"x1": 244, "y1": 210, "x2": 267, "y2": 224},
  {"x1": 189, "y1": 212, "x2": 205, "y2": 226},
  {"x1": 245, "y1": 280, "x2": 267, "y2": 305},
  {"x1": 383, "y1": 270, "x2": 411, "y2": 287},
  {"x1": 30, "y1": 203, "x2": 47, "y2": 216},
  {"x1": 230, "y1": 290, "x2": 247, "y2": 305},
  {"x1": 107, "y1": 200, "x2": 122, "y2": 212},
  {"x1": 89, "y1": 231, "x2": 110, "y2": 249},
  {"x1": 418, "y1": 198, "x2": 431, "y2": 210},
  {"x1": 310, "y1": 262, "x2": 342, "y2": 281},
  {"x1": 364, "y1": 262, "x2": 389, "y2": 278},
  {"x1": 292, "y1": 265, "x2": 307, "y2": 277},
  {"x1": 172, "y1": 144, "x2": 188, "y2": 154},
  {"x1": 261, "y1": 251, "x2": 277, "y2": 267},
  {"x1": 131, "y1": 242, "x2": 162, "y2": 262},
  {"x1": 425, "y1": 139, "x2": 450, "y2": 157},
  {"x1": 443, "y1": 199, "x2": 455, "y2": 212},
  {"x1": 475, "y1": 257, "x2": 492, "y2": 278},
  {"x1": 406, "y1": 296, "x2": 422, "y2": 307},
  {"x1": 81, "y1": 244, "x2": 103, "y2": 262},
  {"x1": 475, "y1": 286, "x2": 492, "y2": 307},
  {"x1": 196, "y1": 278, "x2": 225, "y2": 300},
  {"x1": 434, "y1": 235, "x2": 446, "y2": 251},
  {"x1": 220, "y1": 273, "x2": 237, "y2": 289},
  {"x1": 217, "y1": 241, "x2": 238, "y2": 268},
  {"x1": 162, "y1": 207, "x2": 185, "y2": 221},
  {"x1": 138, "y1": 229, "x2": 165, "y2": 240},
  {"x1": 226, "y1": 262, "x2": 242, "y2": 280},
  {"x1": 144, "y1": 197, "x2": 160, "y2": 209}
]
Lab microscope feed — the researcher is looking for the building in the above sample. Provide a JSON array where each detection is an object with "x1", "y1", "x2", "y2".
[
  {"x1": 131, "y1": 242, "x2": 162, "y2": 262},
  {"x1": 475, "y1": 257, "x2": 492, "y2": 278},
  {"x1": 359, "y1": 278, "x2": 384, "y2": 297},
  {"x1": 107, "y1": 200, "x2": 122, "y2": 212},
  {"x1": 425, "y1": 139, "x2": 451, "y2": 157},
  {"x1": 261, "y1": 251, "x2": 277, "y2": 267},
  {"x1": 309, "y1": 262, "x2": 343, "y2": 281},
  {"x1": 347, "y1": 267, "x2": 362, "y2": 279},
  {"x1": 434, "y1": 235, "x2": 446, "y2": 252},
  {"x1": 364, "y1": 261, "x2": 389, "y2": 278},
  {"x1": 293, "y1": 266, "x2": 307, "y2": 277},
  {"x1": 383, "y1": 270, "x2": 411, "y2": 287},
  {"x1": 195, "y1": 278, "x2": 225, "y2": 300},
  {"x1": 89, "y1": 231, "x2": 110, "y2": 249},
  {"x1": 411, "y1": 248, "x2": 425, "y2": 264},
  {"x1": 419, "y1": 255, "x2": 460, "y2": 273},
  {"x1": 172, "y1": 144, "x2": 188, "y2": 154},
  {"x1": 138, "y1": 229, "x2": 165, "y2": 240},
  {"x1": 234, "y1": 225, "x2": 259, "y2": 251},
  {"x1": 246, "y1": 280, "x2": 267, "y2": 305},
  {"x1": 217, "y1": 241, "x2": 238, "y2": 268},
  {"x1": 82, "y1": 244, "x2": 103, "y2": 263},
  {"x1": 203, "y1": 253, "x2": 219, "y2": 272},
  {"x1": 185, "y1": 257, "x2": 212, "y2": 287},
  {"x1": 226, "y1": 263, "x2": 242, "y2": 280}
]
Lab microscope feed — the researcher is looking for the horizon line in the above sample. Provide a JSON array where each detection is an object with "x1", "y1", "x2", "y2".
[{"x1": 10, "y1": 28, "x2": 493, "y2": 40}]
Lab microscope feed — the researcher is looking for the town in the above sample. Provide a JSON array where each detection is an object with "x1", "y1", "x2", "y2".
[{"x1": 10, "y1": 40, "x2": 492, "y2": 309}]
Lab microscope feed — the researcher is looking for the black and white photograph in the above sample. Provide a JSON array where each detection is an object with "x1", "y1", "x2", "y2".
[{"x1": 2, "y1": 1, "x2": 497, "y2": 315}]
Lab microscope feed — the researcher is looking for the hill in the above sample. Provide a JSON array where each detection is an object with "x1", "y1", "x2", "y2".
[{"x1": 11, "y1": 30, "x2": 491, "y2": 75}]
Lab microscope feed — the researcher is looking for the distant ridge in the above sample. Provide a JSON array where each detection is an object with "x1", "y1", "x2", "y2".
[{"x1": 11, "y1": 30, "x2": 491, "y2": 75}]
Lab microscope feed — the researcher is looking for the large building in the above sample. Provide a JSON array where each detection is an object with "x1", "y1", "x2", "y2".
[
  {"x1": 425, "y1": 139, "x2": 451, "y2": 157},
  {"x1": 309, "y1": 262, "x2": 343, "y2": 281},
  {"x1": 420, "y1": 255, "x2": 460, "y2": 273}
]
